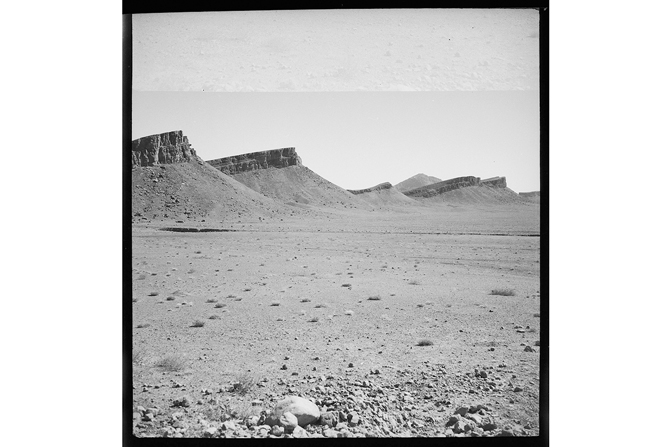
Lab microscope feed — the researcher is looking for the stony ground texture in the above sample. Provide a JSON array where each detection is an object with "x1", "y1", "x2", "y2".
[{"x1": 131, "y1": 207, "x2": 541, "y2": 438}]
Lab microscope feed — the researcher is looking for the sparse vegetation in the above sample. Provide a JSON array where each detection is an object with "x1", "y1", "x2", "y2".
[
  {"x1": 191, "y1": 320, "x2": 206, "y2": 327},
  {"x1": 368, "y1": 295, "x2": 382, "y2": 301},
  {"x1": 155, "y1": 355, "x2": 187, "y2": 372},
  {"x1": 417, "y1": 339, "x2": 434, "y2": 346},
  {"x1": 490, "y1": 288, "x2": 516, "y2": 296},
  {"x1": 231, "y1": 373, "x2": 257, "y2": 395}
]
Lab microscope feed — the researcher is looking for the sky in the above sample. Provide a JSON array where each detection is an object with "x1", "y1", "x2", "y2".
[{"x1": 132, "y1": 90, "x2": 540, "y2": 192}]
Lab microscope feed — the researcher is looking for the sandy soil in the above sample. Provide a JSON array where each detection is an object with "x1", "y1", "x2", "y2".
[{"x1": 131, "y1": 204, "x2": 541, "y2": 438}]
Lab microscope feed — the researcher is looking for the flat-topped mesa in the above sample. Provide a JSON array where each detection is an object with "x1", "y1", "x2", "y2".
[
  {"x1": 348, "y1": 182, "x2": 393, "y2": 195},
  {"x1": 207, "y1": 148, "x2": 302, "y2": 175},
  {"x1": 132, "y1": 130, "x2": 196, "y2": 167},
  {"x1": 481, "y1": 176, "x2": 507, "y2": 188},
  {"x1": 404, "y1": 176, "x2": 480, "y2": 198}
]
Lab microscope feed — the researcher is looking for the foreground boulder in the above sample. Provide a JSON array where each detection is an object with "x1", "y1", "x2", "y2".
[{"x1": 265, "y1": 396, "x2": 320, "y2": 427}]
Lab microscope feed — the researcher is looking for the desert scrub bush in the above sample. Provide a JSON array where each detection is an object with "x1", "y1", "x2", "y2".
[
  {"x1": 416, "y1": 339, "x2": 434, "y2": 346},
  {"x1": 214, "y1": 303, "x2": 227, "y2": 309},
  {"x1": 148, "y1": 291, "x2": 159, "y2": 296},
  {"x1": 490, "y1": 289, "x2": 516, "y2": 296},
  {"x1": 132, "y1": 348, "x2": 148, "y2": 365},
  {"x1": 368, "y1": 295, "x2": 382, "y2": 301},
  {"x1": 191, "y1": 320, "x2": 206, "y2": 328},
  {"x1": 231, "y1": 373, "x2": 257, "y2": 395},
  {"x1": 308, "y1": 316, "x2": 319, "y2": 323},
  {"x1": 136, "y1": 323, "x2": 150, "y2": 328},
  {"x1": 206, "y1": 298, "x2": 218, "y2": 303},
  {"x1": 300, "y1": 298, "x2": 311, "y2": 303},
  {"x1": 209, "y1": 315, "x2": 221, "y2": 320},
  {"x1": 155, "y1": 355, "x2": 187, "y2": 372}
]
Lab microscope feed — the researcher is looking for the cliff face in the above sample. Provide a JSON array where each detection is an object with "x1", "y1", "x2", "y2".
[
  {"x1": 404, "y1": 176, "x2": 481, "y2": 198},
  {"x1": 481, "y1": 176, "x2": 507, "y2": 188},
  {"x1": 132, "y1": 130, "x2": 197, "y2": 167},
  {"x1": 207, "y1": 148, "x2": 302, "y2": 175},
  {"x1": 348, "y1": 182, "x2": 393, "y2": 195}
]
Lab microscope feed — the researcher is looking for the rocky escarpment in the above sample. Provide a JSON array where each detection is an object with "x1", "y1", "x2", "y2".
[
  {"x1": 347, "y1": 182, "x2": 393, "y2": 195},
  {"x1": 481, "y1": 177, "x2": 507, "y2": 188},
  {"x1": 132, "y1": 131, "x2": 197, "y2": 167},
  {"x1": 394, "y1": 174, "x2": 443, "y2": 193},
  {"x1": 207, "y1": 148, "x2": 302, "y2": 175},
  {"x1": 403, "y1": 176, "x2": 481, "y2": 198}
]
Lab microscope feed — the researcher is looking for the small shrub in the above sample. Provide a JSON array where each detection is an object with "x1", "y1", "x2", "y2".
[
  {"x1": 209, "y1": 315, "x2": 221, "y2": 320},
  {"x1": 206, "y1": 298, "x2": 218, "y2": 303},
  {"x1": 490, "y1": 289, "x2": 516, "y2": 296},
  {"x1": 308, "y1": 316, "x2": 319, "y2": 323},
  {"x1": 231, "y1": 373, "x2": 257, "y2": 395},
  {"x1": 214, "y1": 303, "x2": 227, "y2": 308},
  {"x1": 155, "y1": 355, "x2": 187, "y2": 372},
  {"x1": 191, "y1": 320, "x2": 206, "y2": 328},
  {"x1": 368, "y1": 295, "x2": 382, "y2": 301},
  {"x1": 417, "y1": 339, "x2": 434, "y2": 346},
  {"x1": 149, "y1": 291, "x2": 159, "y2": 296},
  {"x1": 270, "y1": 302, "x2": 280, "y2": 307},
  {"x1": 136, "y1": 323, "x2": 150, "y2": 328}
]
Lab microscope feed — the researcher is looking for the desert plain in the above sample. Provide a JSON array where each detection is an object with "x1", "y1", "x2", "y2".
[{"x1": 130, "y1": 153, "x2": 542, "y2": 438}]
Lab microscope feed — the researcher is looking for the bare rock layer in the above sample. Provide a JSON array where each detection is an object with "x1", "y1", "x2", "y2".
[
  {"x1": 481, "y1": 176, "x2": 507, "y2": 188},
  {"x1": 394, "y1": 174, "x2": 443, "y2": 193},
  {"x1": 207, "y1": 148, "x2": 302, "y2": 175},
  {"x1": 348, "y1": 182, "x2": 393, "y2": 195},
  {"x1": 132, "y1": 130, "x2": 197, "y2": 167},
  {"x1": 404, "y1": 176, "x2": 481, "y2": 198}
]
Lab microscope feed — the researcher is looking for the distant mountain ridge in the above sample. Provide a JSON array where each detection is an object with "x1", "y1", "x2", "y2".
[{"x1": 394, "y1": 173, "x2": 442, "y2": 193}]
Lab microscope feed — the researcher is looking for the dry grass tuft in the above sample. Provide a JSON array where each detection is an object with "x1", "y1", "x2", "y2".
[
  {"x1": 416, "y1": 339, "x2": 434, "y2": 346},
  {"x1": 155, "y1": 355, "x2": 187, "y2": 372},
  {"x1": 191, "y1": 320, "x2": 206, "y2": 328},
  {"x1": 490, "y1": 289, "x2": 516, "y2": 296},
  {"x1": 231, "y1": 373, "x2": 257, "y2": 395}
]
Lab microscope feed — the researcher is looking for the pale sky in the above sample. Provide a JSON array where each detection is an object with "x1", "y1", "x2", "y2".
[{"x1": 132, "y1": 90, "x2": 540, "y2": 192}]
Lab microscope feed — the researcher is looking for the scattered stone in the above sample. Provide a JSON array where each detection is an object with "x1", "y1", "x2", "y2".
[
  {"x1": 271, "y1": 425, "x2": 284, "y2": 436},
  {"x1": 223, "y1": 420, "x2": 237, "y2": 431},
  {"x1": 203, "y1": 427, "x2": 218, "y2": 437},
  {"x1": 292, "y1": 426, "x2": 309, "y2": 438},
  {"x1": 324, "y1": 428, "x2": 339, "y2": 438},
  {"x1": 514, "y1": 387, "x2": 523, "y2": 392},
  {"x1": 269, "y1": 395, "x2": 321, "y2": 427},
  {"x1": 524, "y1": 346, "x2": 535, "y2": 352},
  {"x1": 319, "y1": 412, "x2": 338, "y2": 427},
  {"x1": 172, "y1": 395, "x2": 193, "y2": 407},
  {"x1": 280, "y1": 412, "x2": 298, "y2": 432},
  {"x1": 454, "y1": 406, "x2": 469, "y2": 416}
]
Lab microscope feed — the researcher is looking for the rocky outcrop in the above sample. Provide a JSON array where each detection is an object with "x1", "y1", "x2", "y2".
[
  {"x1": 403, "y1": 176, "x2": 481, "y2": 198},
  {"x1": 394, "y1": 174, "x2": 442, "y2": 193},
  {"x1": 519, "y1": 191, "x2": 540, "y2": 198},
  {"x1": 132, "y1": 130, "x2": 197, "y2": 167},
  {"x1": 207, "y1": 148, "x2": 302, "y2": 175},
  {"x1": 347, "y1": 182, "x2": 393, "y2": 195},
  {"x1": 481, "y1": 176, "x2": 507, "y2": 188}
]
